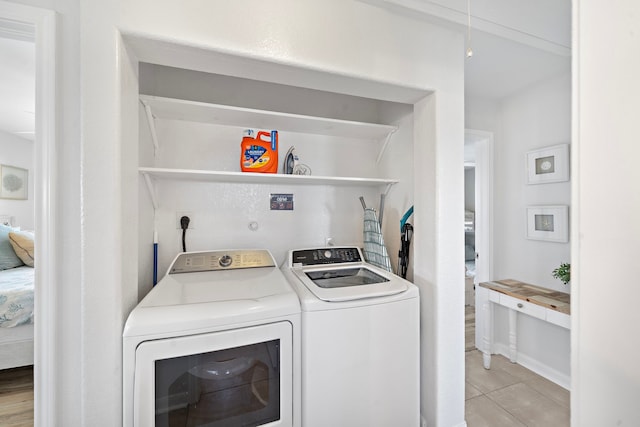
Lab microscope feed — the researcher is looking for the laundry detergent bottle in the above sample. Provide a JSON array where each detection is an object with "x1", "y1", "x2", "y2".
[{"x1": 240, "y1": 129, "x2": 278, "y2": 174}]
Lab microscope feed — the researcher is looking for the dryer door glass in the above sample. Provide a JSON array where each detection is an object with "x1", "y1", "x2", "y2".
[
  {"x1": 154, "y1": 340, "x2": 280, "y2": 427},
  {"x1": 134, "y1": 322, "x2": 293, "y2": 427}
]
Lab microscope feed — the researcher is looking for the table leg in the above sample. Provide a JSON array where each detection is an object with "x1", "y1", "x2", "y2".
[
  {"x1": 481, "y1": 299, "x2": 493, "y2": 369},
  {"x1": 508, "y1": 308, "x2": 517, "y2": 363}
]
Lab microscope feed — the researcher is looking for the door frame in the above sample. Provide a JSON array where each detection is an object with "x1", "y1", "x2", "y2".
[
  {"x1": 0, "y1": 1, "x2": 57, "y2": 424},
  {"x1": 465, "y1": 129, "x2": 493, "y2": 351},
  {"x1": 464, "y1": 129, "x2": 494, "y2": 284}
]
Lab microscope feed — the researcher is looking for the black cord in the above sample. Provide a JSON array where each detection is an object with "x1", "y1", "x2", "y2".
[
  {"x1": 398, "y1": 223, "x2": 413, "y2": 279},
  {"x1": 180, "y1": 216, "x2": 190, "y2": 252}
]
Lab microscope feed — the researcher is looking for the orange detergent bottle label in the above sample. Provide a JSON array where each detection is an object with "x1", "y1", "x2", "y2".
[{"x1": 240, "y1": 130, "x2": 278, "y2": 174}]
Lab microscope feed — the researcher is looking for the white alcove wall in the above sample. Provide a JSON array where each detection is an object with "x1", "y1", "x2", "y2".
[
  {"x1": 111, "y1": 3, "x2": 465, "y2": 425},
  {"x1": 136, "y1": 64, "x2": 415, "y2": 293},
  {"x1": 121, "y1": 30, "x2": 464, "y2": 427}
]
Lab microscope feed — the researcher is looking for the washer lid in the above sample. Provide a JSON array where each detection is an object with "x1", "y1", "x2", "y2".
[{"x1": 290, "y1": 264, "x2": 407, "y2": 302}]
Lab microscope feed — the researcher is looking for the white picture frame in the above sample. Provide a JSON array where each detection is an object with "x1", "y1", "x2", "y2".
[
  {"x1": 526, "y1": 144, "x2": 569, "y2": 184},
  {"x1": 0, "y1": 165, "x2": 28, "y2": 200},
  {"x1": 526, "y1": 205, "x2": 569, "y2": 243}
]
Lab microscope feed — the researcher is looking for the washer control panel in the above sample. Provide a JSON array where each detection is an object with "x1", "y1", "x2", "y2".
[
  {"x1": 291, "y1": 247, "x2": 363, "y2": 266},
  {"x1": 169, "y1": 250, "x2": 275, "y2": 274}
]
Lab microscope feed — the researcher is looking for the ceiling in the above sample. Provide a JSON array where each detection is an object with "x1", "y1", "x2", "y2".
[
  {"x1": 366, "y1": 0, "x2": 571, "y2": 99},
  {"x1": 464, "y1": 29, "x2": 570, "y2": 100},
  {"x1": 0, "y1": 1, "x2": 571, "y2": 141}
]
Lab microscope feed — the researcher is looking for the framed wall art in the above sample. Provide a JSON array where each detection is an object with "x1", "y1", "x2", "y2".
[
  {"x1": 0, "y1": 165, "x2": 28, "y2": 200},
  {"x1": 526, "y1": 205, "x2": 569, "y2": 243},
  {"x1": 526, "y1": 144, "x2": 569, "y2": 184}
]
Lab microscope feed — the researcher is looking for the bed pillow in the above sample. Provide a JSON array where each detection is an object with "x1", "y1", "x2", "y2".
[
  {"x1": 0, "y1": 224, "x2": 25, "y2": 270},
  {"x1": 9, "y1": 230, "x2": 34, "y2": 267}
]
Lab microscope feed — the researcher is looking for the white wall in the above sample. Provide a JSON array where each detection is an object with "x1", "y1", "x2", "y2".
[
  {"x1": 495, "y1": 71, "x2": 571, "y2": 292},
  {"x1": 466, "y1": 72, "x2": 571, "y2": 385},
  {"x1": 138, "y1": 116, "x2": 404, "y2": 282},
  {"x1": 136, "y1": 65, "x2": 413, "y2": 287},
  {"x1": 70, "y1": 2, "x2": 467, "y2": 427},
  {"x1": 465, "y1": 96, "x2": 501, "y2": 132},
  {"x1": 466, "y1": 72, "x2": 572, "y2": 291},
  {"x1": 573, "y1": 1, "x2": 640, "y2": 425},
  {"x1": 0, "y1": 130, "x2": 34, "y2": 228}
]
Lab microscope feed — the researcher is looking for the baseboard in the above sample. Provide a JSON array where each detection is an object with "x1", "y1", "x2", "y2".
[
  {"x1": 420, "y1": 415, "x2": 467, "y2": 427},
  {"x1": 492, "y1": 343, "x2": 570, "y2": 390}
]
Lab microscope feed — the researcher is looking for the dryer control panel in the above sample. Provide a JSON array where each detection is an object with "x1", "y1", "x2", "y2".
[
  {"x1": 291, "y1": 247, "x2": 363, "y2": 266},
  {"x1": 169, "y1": 249, "x2": 276, "y2": 274}
]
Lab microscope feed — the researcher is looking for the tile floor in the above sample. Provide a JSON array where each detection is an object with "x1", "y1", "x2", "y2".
[
  {"x1": 465, "y1": 304, "x2": 476, "y2": 352},
  {"x1": 465, "y1": 306, "x2": 570, "y2": 427},
  {"x1": 0, "y1": 306, "x2": 570, "y2": 427}
]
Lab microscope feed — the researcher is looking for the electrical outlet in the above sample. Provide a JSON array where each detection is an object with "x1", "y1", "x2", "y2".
[{"x1": 176, "y1": 212, "x2": 195, "y2": 229}]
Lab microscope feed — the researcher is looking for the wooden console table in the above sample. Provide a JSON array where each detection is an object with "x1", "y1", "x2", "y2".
[{"x1": 477, "y1": 279, "x2": 570, "y2": 369}]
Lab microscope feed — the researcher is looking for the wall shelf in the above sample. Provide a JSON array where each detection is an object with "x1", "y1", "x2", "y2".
[
  {"x1": 139, "y1": 96, "x2": 400, "y2": 209},
  {"x1": 140, "y1": 167, "x2": 397, "y2": 186},
  {"x1": 140, "y1": 167, "x2": 398, "y2": 209},
  {"x1": 140, "y1": 95, "x2": 397, "y2": 140}
]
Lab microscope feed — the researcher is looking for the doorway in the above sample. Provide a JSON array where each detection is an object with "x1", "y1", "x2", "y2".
[
  {"x1": 0, "y1": 1, "x2": 57, "y2": 425},
  {"x1": 463, "y1": 129, "x2": 493, "y2": 351}
]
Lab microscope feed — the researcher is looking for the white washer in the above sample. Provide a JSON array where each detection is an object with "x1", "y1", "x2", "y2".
[
  {"x1": 281, "y1": 247, "x2": 420, "y2": 427},
  {"x1": 123, "y1": 249, "x2": 301, "y2": 427}
]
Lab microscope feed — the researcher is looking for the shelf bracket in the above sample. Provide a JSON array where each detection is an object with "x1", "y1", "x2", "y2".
[
  {"x1": 376, "y1": 127, "x2": 398, "y2": 165},
  {"x1": 142, "y1": 172, "x2": 159, "y2": 210},
  {"x1": 384, "y1": 182, "x2": 395, "y2": 197},
  {"x1": 141, "y1": 99, "x2": 160, "y2": 157}
]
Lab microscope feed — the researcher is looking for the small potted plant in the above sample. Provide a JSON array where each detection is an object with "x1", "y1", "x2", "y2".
[{"x1": 552, "y1": 263, "x2": 571, "y2": 285}]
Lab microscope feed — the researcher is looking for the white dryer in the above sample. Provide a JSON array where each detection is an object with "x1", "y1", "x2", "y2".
[
  {"x1": 123, "y1": 249, "x2": 301, "y2": 427},
  {"x1": 281, "y1": 247, "x2": 420, "y2": 427}
]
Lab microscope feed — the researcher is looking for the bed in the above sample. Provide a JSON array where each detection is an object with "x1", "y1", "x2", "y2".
[{"x1": 0, "y1": 217, "x2": 35, "y2": 370}]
